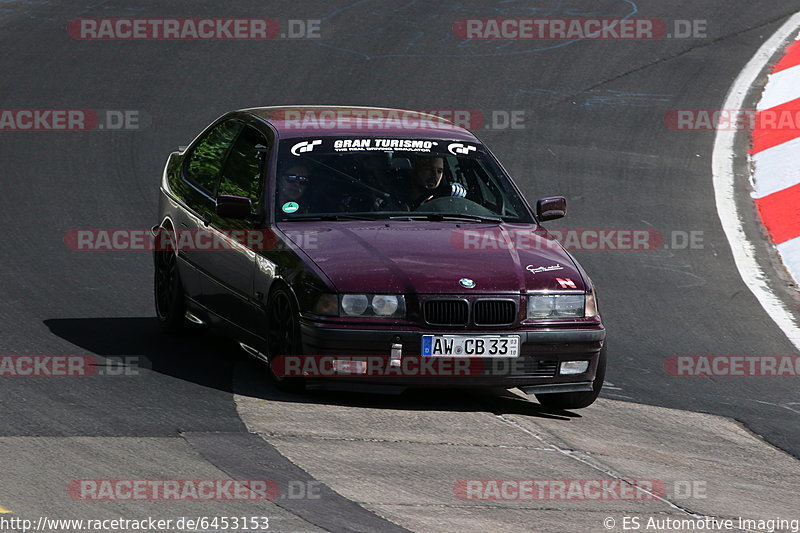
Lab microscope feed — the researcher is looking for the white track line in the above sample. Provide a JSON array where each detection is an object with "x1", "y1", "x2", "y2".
[{"x1": 711, "y1": 13, "x2": 800, "y2": 351}]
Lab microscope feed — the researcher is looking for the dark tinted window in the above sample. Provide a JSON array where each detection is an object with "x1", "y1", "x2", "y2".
[
  {"x1": 218, "y1": 126, "x2": 268, "y2": 209},
  {"x1": 274, "y1": 138, "x2": 533, "y2": 222},
  {"x1": 184, "y1": 120, "x2": 242, "y2": 194}
]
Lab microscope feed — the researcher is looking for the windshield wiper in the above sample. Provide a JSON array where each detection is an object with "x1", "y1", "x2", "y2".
[
  {"x1": 388, "y1": 213, "x2": 503, "y2": 223},
  {"x1": 284, "y1": 214, "x2": 386, "y2": 221}
]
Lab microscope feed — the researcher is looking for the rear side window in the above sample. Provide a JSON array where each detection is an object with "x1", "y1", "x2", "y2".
[
  {"x1": 184, "y1": 120, "x2": 243, "y2": 195},
  {"x1": 218, "y1": 126, "x2": 268, "y2": 209}
]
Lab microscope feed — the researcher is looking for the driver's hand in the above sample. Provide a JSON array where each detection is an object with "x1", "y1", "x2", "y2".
[{"x1": 449, "y1": 182, "x2": 467, "y2": 198}]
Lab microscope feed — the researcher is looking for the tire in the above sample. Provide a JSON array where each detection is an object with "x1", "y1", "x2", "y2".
[
  {"x1": 265, "y1": 286, "x2": 305, "y2": 392},
  {"x1": 153, "y1": 235, "x2": 186, "y2": 333},
  {"x1": 535, "y1": 344, "x2": 607, "y2": 410}
]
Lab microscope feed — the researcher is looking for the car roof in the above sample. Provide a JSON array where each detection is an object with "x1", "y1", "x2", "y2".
[{"x1": 240, "y1": 105, "x2": 480, "y2": 142}]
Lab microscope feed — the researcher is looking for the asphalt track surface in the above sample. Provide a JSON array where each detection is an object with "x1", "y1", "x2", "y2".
[{"x1": 1, "y1": 1, "x2": 800, "y2": 531}]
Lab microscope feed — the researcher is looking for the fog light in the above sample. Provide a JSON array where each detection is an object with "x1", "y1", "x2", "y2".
[
  {"x1": 333, "y1": 360, "x2": 367, "y2": 375},
  {"x1": 560, "y1": 361, "x2": 589, "y2": 375}
]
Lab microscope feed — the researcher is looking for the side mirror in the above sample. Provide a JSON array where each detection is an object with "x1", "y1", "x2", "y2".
[
  {"x1": 536, "y1": 196, "x2": 567, "y2": 222},
  {"x1": 216, "y1": 195, "x2": 253, "y2": 219}
]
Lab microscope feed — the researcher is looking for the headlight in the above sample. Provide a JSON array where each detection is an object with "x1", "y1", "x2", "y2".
[
  {"x1": 340, "y1": 294, "x2": 406, "y2": 318},
  {"x1": 341, "y1": 294, "x2": 369, "y2": 316},
  {"x1": 527, "y1": 294, "x2": 585, "y2": 319},
  {"x1": 371, "y1": 295, "x2": 400, "y2": 316}
]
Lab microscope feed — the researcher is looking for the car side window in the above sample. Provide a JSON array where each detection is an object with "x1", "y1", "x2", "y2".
[
  {"x1": 217, "y1": 126, "x2": 268, "y2": 210},
  {"x1": 184, "y1": 119, "x2": 243, "y2": 195}
]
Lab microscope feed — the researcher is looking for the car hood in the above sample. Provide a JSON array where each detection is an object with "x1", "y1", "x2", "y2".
[{"x1": 276, "y1": 221, "x2": 585, "y2": 294}]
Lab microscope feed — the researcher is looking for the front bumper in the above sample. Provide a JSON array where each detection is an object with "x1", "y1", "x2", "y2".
[{"x1": 297, "y1": 320, "x2": 605, "y2": 390}]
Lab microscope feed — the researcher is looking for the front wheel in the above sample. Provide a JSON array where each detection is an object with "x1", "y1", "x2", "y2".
[
  {"x1": 265, "y1": 286, "x2": 305, "y2": 392},
  {"x1": 535, "y1": 344, "x2": 607, "y2": 410},
  {"x1": 154, "y1": 242, "x2": 186, "y2": 333}
]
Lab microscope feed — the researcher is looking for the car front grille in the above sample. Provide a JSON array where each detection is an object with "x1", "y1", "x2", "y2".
[
  {"x1": 473, "y1": 299, "x2": 516, "y2": 326},
  {"x1": 424, "y1": 299, "x2": 469, "y2": 326},
  {"x1": 423, "y1": 298, "x2": 518, "y2": 326}
]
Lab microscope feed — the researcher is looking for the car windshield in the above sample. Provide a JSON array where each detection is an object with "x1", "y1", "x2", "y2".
[{"x1": 274, "y1": 137, "x2": 534, "y2": 223}]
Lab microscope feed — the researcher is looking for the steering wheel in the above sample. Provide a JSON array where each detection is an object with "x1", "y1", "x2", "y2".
[{"x1": 414, "y1": 195, "x2": 499, "y2": 217}]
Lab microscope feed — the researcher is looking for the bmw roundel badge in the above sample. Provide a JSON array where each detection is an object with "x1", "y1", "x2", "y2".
[{"x1": 459, "y1": 278, "x2": 476, "y2": 289}]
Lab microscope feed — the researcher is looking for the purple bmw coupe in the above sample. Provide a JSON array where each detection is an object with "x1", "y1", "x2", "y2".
[{"x1": 154, "y1": 106, "x2": 606, "y2": 409}]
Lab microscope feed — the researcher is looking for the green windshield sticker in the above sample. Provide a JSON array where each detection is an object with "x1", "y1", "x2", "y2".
[{"x1": 282, "y1": 202, "x2": 300, "y2": 213}]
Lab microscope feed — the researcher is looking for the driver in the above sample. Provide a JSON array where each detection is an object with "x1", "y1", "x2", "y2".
[
  {"x1": 400, "y1": 155, "x2": 467, "y2": 210},
  {"x1": 277, "y1": 163, "x2": 313, "y2": 214}
]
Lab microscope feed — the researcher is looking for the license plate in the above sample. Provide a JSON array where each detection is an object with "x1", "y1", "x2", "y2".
[{"x1": 421, "y1": 335, "x2": 520, "y2": 357}]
